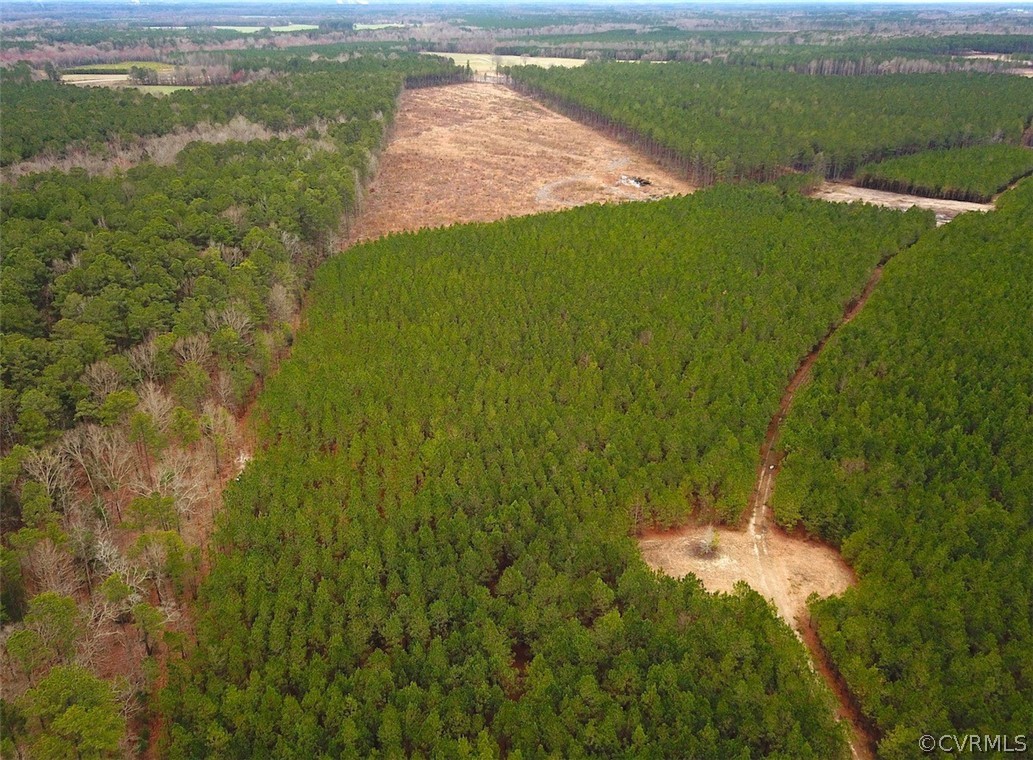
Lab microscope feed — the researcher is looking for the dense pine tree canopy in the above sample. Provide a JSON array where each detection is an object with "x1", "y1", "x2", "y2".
[
  {"x1": 166, "y1": 187, "x2": 931, "y2": 758},
  {"x1": 775, "y1": 179, "x2": 1033, "y2": 758},
  {"x1": 508, "y1": 63, "x2": 1033, "y2": 183},
  {"x1": 855, "y1": 144, "x2": 1033, "y2": 202},
  {"x1": 3, "y1": 18, "x2": 1031, "y2": 757}
]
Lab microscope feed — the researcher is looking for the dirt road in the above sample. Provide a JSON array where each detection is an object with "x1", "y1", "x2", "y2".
[
  {"x1": 812, "y1": 182, "x2": 991, "y2": 226},
  {"x1": 344, "y1": 83, "x2": 695, "y2": 245},
  {"x1": 640, "y1": 264, "x2": 886, "y2": 628},
  {"x1": 354, "y1": 79, "x2": 877, "y2": 756},
  {"x1": 640, "y1": 261, "x2": 899, "y2": 760}
]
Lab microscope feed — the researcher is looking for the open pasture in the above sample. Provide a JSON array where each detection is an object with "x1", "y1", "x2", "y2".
[{"x1": 424, "y1": 51, "x2": 586, "y2": 74}]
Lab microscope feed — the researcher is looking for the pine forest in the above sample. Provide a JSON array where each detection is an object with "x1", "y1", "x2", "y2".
[{"x1": 1, "y1": 6, "x2": 1031, "y2": 759}]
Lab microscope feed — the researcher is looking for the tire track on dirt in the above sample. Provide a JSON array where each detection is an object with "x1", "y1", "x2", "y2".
[
  {"x1": 639, "y1": 240, "x2": 930, "y2": 760},
  {"x1": 747, "y1": 261, "x2": 896, "y2": 760}
]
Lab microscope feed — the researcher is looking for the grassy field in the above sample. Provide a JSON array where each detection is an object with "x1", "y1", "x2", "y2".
[
  {"x1": 213, "y1": 23, "x2": 318, "y2": 33},
  {"x1": 61, "y1": 73, "x2": 129, "y2": 86},
  {"x1": 424, "y1": 52, "x2": 586, "y2": 74},
  {"x1": 271, "y1": 23, "x2": 319, "y2": 32},
  {"x1": 63, "y1": 61, "x2": 174, "y2": 74},
  {"x1": 354, "y1": 22, "x2": 408, "y2": 30},
  {"x1": 132, "y1": 85, "x2": 196, "y2": 95},
  {"x1": 59, "y1": 74, "x2": 195, "y2": 94}
]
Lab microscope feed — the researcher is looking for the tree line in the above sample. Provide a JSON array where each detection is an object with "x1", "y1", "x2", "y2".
[
  {"x1": 855, "y1": 144, "x2": 1033, "y2": 202},
  {"x1": 488, "y1": 30, "x2": 1033, "y2": 72},
  {"x1": 507, "y1": 62, "x2": 1033, "y2": 184},
  {"x1": 0, "y1": 54, "x2": 467, "y2": 166}
]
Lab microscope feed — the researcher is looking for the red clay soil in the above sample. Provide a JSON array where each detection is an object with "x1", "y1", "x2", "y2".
[
  {"x1": 641, "y1": 260, "x2": 898, "y2": 760},
  {"x1": 801, "y1": 616, "x2": 880, "y2": 760}
]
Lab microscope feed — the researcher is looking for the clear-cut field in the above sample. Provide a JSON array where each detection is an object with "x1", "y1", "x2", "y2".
[{"x1": 344, "y1": 83, "x2": 695, "y2": 245}]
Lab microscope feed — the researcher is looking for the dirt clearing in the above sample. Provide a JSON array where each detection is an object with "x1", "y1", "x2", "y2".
[
  {"x1": 640, "y1": 255, "x2": 895, "y2": 760},
  {"x1": 639, "y1": 516, "x2": 870, "y2": 759},
  {"x1": 640, "y1": 525, "x2": 854, "y2": 628},
  {"x1": 344, "y1": 83, "x2": 695, "y2": 245},
  {"x1": 640, "y1": 258, "x2": 886, "y2": 633},
  {"x1": 812, "y1": 181, "x2": 992, "y2": 225}
]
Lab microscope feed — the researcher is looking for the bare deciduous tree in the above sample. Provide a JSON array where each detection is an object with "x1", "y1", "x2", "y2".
[
  {"x1": 63, "y1": 503, "x2": 102, "y2": 593},
  {"x1": 94, "y1": 534, "x2": 149, "y2": 594},
  {"x1": 76, "y1": 609, "x2": 118, "y2": 672},
  {"x1": 210, "y1": 371, "x2": 237, "y2": 411},
  {"x1": 153, "y1": 449, "x2": 207, "y2": 529},
  {"x1": 137, "y1": 382, "x2": 175, "y2": 433},
  {"x1": 60, "y1": 427, "x2": 100, "y2": 497},
  {"x1": 267, "y1": 282, "x2": 297, "y2": 324},
  {"x1": 112, "y1": 672, "x2": 147, "y2": 726},
  {"x1": 126, "y1": 339, "x2": 160, "y2": 383},
  {"x1": 25, "y1": 539, "x2": 81, "y2": 598},
  {"x1": 82, "y1": 361, "x2": 125, "y2": 400},
  {"x1": 200, "y1": 401, "x2": 239, "y2": 474},
  {"x1": 82, "y1": 426, "x2": 138, "y2": 520},
  {"x1": 173, "y1": 333, "x2": 212, "y2": 367},
  {"x1": 132, "y1": 533, "x2": 185, "y2": 605},
  {"x1": 216, "y1": 244, "x2": 245, "y2": 267},
  {"x1": 206, "y1": 303, "x2": 253, "y2": 340},
  {"x1": 22, "y1": 448, "x2": 74, "y2": 511},
  {"x1": 281, "y1": 231, "x2": 303, "y2": 264},
  {"x1": 221, "y1": 204, "x2": 247, "y2": 230}
]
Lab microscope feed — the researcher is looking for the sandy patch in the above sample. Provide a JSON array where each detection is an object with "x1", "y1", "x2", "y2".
[
  {"x1": 345, "y1": 83, "x2": 695, "y2": 245},
  {"x1": 640, "y1": 523, "x2": 855, "y2": 631},
  {"x1": 639, "y1": 257, "x2": 887, "y2": 757},
  {"x1": 812, "y1": 181, "x2": 992, "y2": 226}
]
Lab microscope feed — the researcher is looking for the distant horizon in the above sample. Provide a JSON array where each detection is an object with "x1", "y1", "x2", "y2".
[{"x1": 4, "y1": 0, "x2": 1033, "y2": 6}]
